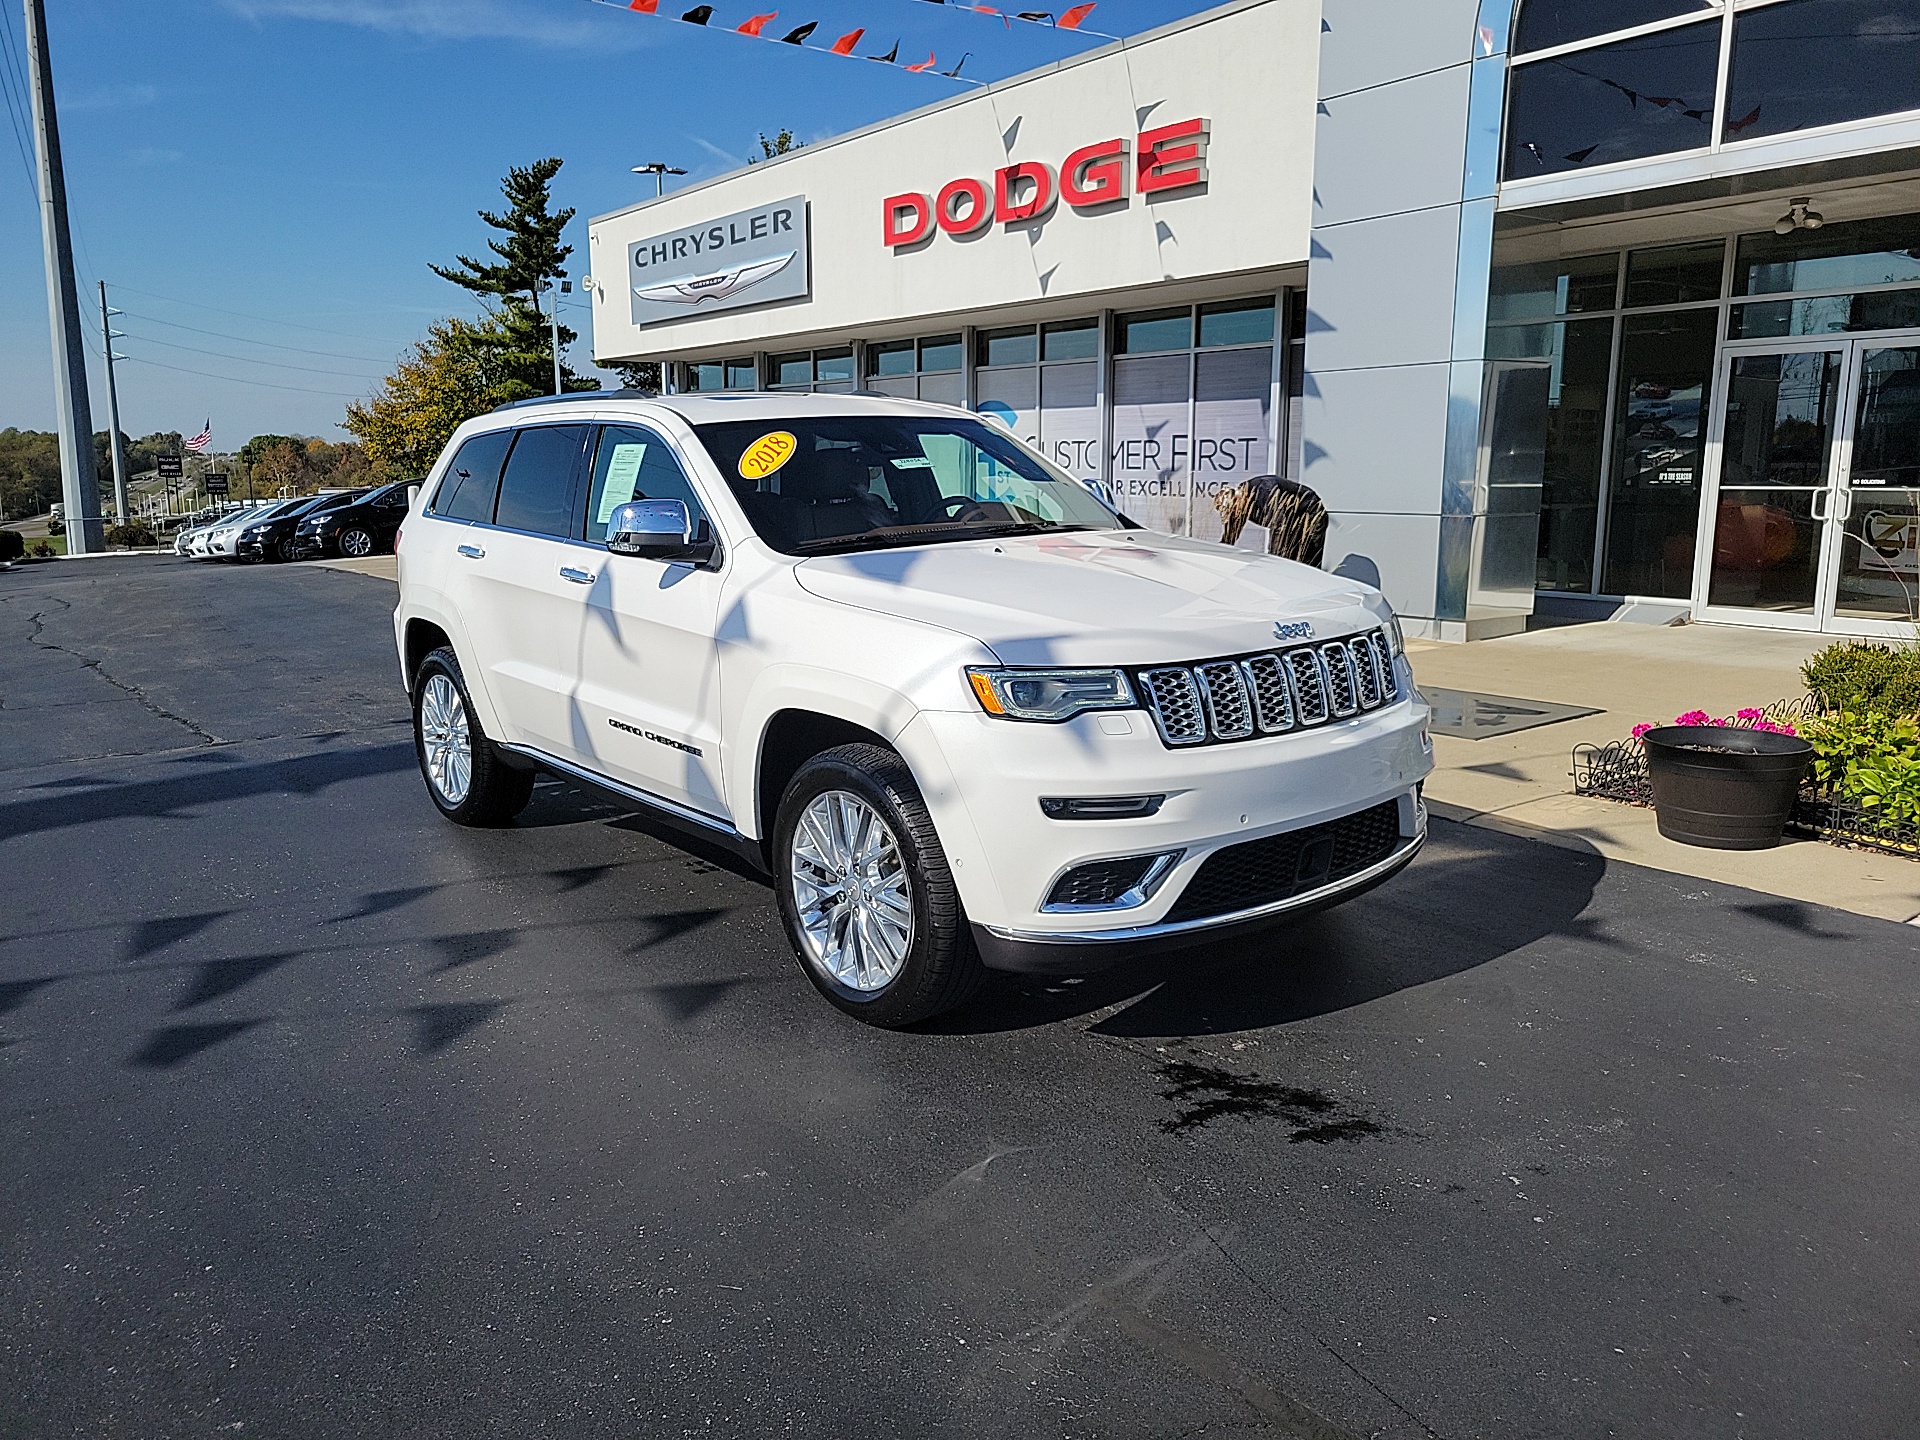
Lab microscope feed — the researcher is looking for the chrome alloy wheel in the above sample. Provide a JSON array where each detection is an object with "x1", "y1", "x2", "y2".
[
  {"x1": 789, "y1": 789, "x2": 914, "y2": 992},
  {"x1": 420, "y1": 673, "x2": 472, "y2": 806},
  {"x1": 341, "y1": 529, "x2": 374, "y2": 557}
]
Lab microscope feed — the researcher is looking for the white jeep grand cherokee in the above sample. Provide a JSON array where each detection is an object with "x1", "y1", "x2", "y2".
[{"x1": 394, "y1": 392, "x2": 1433, "y2": 1026}]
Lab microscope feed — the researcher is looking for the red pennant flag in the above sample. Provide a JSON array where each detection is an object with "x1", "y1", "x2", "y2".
[
  {"x1": 904, "y1": 50, "x2": 937, "y2": 70},
  {"x1": 737, "y1": 10, "x2": 777, "y2": 34},
  {"x1": 830, "y1": 26, "x2": 864, "y2": 52},
  {"x1": 1058, "y1": 1, "x2": 1094, "y2": 27},
  {"x1": 628, "y1": 0, "x2": 659, "y2": 10}
]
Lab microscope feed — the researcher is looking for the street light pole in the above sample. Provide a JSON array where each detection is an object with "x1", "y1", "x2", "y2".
[
  {"x1": 631, "y1": 162, "x2": 687, "y2": 198},
  {"x1": 97, "y1": 281, "x2": 129, "y2": 525},
  {"x1": 545, "y1": 277, "x2": 564, "y2": 396},
  {"x1": 23, "y1": 0, "x2": 103, "y2": 554}
]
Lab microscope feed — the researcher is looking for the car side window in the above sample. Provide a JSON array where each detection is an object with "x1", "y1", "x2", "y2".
[
  {"x1": 585, "y1": 425, "x2": 712, "y2": 545},
  {"x1": 494, "y1": 425, "x2": 589, "y2": 538},
  {"x1": 431, "y1": 430, "x2": 513, "y2": 523}
]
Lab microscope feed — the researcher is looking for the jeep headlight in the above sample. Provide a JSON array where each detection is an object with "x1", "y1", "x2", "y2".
[{"x1": 965, "y1": 667, "x2": 1135, "y2": 722}]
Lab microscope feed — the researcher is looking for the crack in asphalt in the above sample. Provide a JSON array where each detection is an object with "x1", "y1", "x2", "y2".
[{"x1": 20, "y1": 600, "x2": 221, "y2": 746}]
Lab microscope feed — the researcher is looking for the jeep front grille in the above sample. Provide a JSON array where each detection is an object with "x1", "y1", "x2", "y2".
[{"x1": 1133, "y1": 630, "x2": 1398, "y2": 748}]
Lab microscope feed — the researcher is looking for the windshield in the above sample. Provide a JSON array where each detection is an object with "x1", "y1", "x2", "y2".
[{"x1": 692, "y1": 414, "x2": 1122, "y2": 556}]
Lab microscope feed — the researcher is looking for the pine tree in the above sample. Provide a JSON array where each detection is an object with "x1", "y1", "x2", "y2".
[{"x1": 431, "y1": 159, "x2": 597, "y2": 394}]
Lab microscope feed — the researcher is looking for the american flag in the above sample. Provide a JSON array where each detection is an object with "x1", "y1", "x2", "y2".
[{"x1": 184, "y1": 420, "x2": 213, "y2": 453}]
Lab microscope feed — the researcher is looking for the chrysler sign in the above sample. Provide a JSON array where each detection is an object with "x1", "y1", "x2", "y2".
[
  {"x1": 882, "y1": 119, "x2": 1210, "y2": 248},
  {"x1": 628, "y1": 195, "x2": 810, "y2": 326}
]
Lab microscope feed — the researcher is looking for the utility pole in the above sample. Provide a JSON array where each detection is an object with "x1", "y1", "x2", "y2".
[
  {"x1": 546, "y1": 275, "x2": 570, "y2": 396},
  {"x1": 23, "y1": 0, "x2": 102, "y2": 554},
  {"x1": 97, "y1": 281, "x2": 129, "y2": 525}
]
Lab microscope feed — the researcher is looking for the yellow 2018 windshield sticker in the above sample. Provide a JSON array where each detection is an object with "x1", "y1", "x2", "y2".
[{"x1": 738, "y1": 431, "x2": 797, "y2": 481}]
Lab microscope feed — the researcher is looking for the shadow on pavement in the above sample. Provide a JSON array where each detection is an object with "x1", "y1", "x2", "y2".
[
  {"x1": 925, "y1": 821, "x2": 1608, "y2": 1038},
  {"x1": 0, "y1": 742, "x2": 417, "y2": 844}
]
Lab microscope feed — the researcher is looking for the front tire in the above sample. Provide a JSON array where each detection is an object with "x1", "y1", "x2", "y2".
[
  {"x1": 774, "y1": 743, "x2": 983, "y2": 1027},
  {"x1": 339, "y1": 527, "x2": 376, "y2": 558},
  {"x1": 412, "y1": 647, "x2": 534, "y2": 827}
]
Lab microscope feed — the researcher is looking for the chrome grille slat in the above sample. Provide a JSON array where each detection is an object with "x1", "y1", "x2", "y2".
[
  {"x1": 1370, "y1": 630, "x2": 1398, "y2": 700},
  {"x1": 1349, "y1": 637, "x2": 1381, "y2": 710},
  {"x1": 1140, "y1": 667, "x2": 1206, "y2": 745},
  {"x1": 1240, "y1": 655, "x2": 1295, "y2": 733},
  {"x1": 1320, "y1": 643, "x2": 1359, "y2": 718},
  {"x1": 1285, "y1": 649, "x2": 1329, "y2": 726},
  {"x1": 1194, "y1": 662, "x2": 1254, "y2": 740},
  {"x1": 1130, "y1": 628, "x2": 1398, "y2": 748}
]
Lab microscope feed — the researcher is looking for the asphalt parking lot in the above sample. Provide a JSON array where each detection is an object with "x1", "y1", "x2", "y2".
[{"x1": 3, "y1": 556, "x2": 1918, "y2": 1439}]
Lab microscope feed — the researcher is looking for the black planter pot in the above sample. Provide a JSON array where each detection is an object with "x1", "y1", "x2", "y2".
[{"x1": 1642, "y1": 725, "x2": 1814, "y2": 850}]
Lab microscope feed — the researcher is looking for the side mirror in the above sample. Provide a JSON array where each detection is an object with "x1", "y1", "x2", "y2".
[{"x1": 607, "y1": 498, "x2": 716, "y2": 564}]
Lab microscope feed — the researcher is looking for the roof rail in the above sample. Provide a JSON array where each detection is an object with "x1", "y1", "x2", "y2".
[{"x1": 490, "y1": 388, "x2": 658, "y2": 413}]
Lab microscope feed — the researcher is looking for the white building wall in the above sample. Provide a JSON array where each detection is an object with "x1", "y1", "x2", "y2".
[{"x1": 586, "y1": 0, "x2": 1319, "y2": 363}]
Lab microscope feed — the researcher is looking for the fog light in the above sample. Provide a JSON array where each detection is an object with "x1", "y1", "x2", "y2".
[{"x1": 1039, "y1": 795, "x2": 1166, "y2": 820}]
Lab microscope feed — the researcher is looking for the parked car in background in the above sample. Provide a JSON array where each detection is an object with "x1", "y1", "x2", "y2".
[
  {"x1": 289, "y1": 482, "x2": 410, "y2": 560},
  {"x1": 204, "y1": 497, "x2": 313, "y2": 560},
  {"x1": 235, "y1": 494, "x2": 333, "y2": 562}
]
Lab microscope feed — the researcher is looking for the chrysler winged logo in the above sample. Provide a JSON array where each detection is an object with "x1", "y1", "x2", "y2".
[
  {"x1": 1274, "y1": 620, "x2": 1315, "y2": 641},
  {"x1": 633, "y1": 251, "x2": 796, "y2": 306}
]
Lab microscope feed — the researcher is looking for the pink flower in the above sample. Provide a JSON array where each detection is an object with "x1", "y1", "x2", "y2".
[
  {"x1": 1631, "y1": 723, "x2": 1653, "y2": 740},
  {"x1": 1675, "y1": 710, "x2": 1711, "y2": 726},
  {"x1": 1736, "y1": 708, "x2": 1764, "y2": 721}
]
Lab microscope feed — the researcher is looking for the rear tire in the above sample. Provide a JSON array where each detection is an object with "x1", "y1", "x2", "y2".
[
  {"x1": 773, "y1": 743, "x2": 984, "y2": 1027},
  {"x1": 412, "y1": 647, "x2": 534, "y2": 827}
]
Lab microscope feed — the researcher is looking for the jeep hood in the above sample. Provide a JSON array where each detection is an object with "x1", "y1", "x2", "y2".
[{"x1": 793, "y1": 530, "x2": 1386, "y2": 666}]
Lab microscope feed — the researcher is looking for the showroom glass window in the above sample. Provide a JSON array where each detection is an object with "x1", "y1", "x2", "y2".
[
  {"x1": 972, "y1": 320, "x2": 1104, "y2": 484},
  {"x1": 1505, "y1": 0, "x2": 1920, "y2": 182},
  {"x1": 1108, "y1": 299, "x2": 1277, "y2": 542}
]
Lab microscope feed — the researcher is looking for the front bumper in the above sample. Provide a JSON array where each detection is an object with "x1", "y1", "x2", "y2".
[
  {"x1": 901, "y1": 690, "x2": 1433, "y2": 969},
  {"x1": 288, "y1": 533, "x2": 330, "y2": 559}
]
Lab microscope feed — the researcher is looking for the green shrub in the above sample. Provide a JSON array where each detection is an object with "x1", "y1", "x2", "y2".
[
  {"x1": 1802, "y1": 640, "x2": 1920, "y2": 715},
  {"x1": 104, "y1": 523, "x2": 157, "y2": 548},
  {"x1": 1803, "y1": 709, "x2": 1920, "y2": 826},
  {"x1": 0, "y1": 530, "x2": 22, "y2": 561}
]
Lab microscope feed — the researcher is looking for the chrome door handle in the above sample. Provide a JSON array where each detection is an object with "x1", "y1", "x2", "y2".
[
  {"x1": 457, "y1": 543, "x2": 485, "y2": 559},
  {"x1": 1837, "y1": 489, "x2": 1854, "y2": 522},
  {"x1": 559, "y1": 566, "x2": 596, "y2": 585},
  {"x1": 1810, "y1": 490, "x2": 1829, "y2": 521}
]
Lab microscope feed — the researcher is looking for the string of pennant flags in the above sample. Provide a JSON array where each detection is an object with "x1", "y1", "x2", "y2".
[{"x1": 585, "y1": 0, "x2": 1105, "y2": 84}]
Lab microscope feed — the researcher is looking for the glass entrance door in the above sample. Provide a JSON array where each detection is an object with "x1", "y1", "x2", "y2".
[
  {"x1": 1696, "y1": 333, "x2": 1920, "y2": 634},
  {"x1": 1830, "y1": 344, "x2": 1920, "y2": 634}
]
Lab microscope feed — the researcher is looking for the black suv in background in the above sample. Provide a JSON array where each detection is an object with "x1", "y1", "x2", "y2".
[
  {"x1": 235, "y1": 493, "x2": 334, "y2": 562},
  {"x1": 288, "y1": 482, "x2": 411, "y2": 560}
]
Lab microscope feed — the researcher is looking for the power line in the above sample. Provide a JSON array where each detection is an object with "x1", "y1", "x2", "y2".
[
  {"x1": 118, "y1": 309, "x2": 395, "y2": 363},
  {"x1": 0, "y1": 3, "x2": 37, "y2": 189},
  {"x1": 118, "y1": 327, "x2": 386, "y2": 379},
  {"x1": 120, "y1": 354, "x2": 368, "y2": 399},
  {"x1": 110, "y1": 283, "x2": 422, "y2": 344}
]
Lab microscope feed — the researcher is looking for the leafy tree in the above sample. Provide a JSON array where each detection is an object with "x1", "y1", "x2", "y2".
[
  {"x1": 748, "y1": 129, "x2": 803, "y2": 162},
  {"x1": 344, "y1": 315, "x2": 534, "y2": 475},
  {"x1": 610, "y1": 361, "x2": 662, "y2": 393},
  {"x1": 430, "y1": 158, "x2": 597, "y2": 397},
  {"x1": 0, "y1": 429, "x2": 60, "y2": 519}
]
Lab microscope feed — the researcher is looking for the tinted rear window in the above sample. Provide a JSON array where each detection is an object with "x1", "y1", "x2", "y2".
[
  {"x1": 495, "y1": 425, "x2": 588, "y2": 538},
  {"x1": 433, "y1": 430, "x2": 513, "y2": 523}
]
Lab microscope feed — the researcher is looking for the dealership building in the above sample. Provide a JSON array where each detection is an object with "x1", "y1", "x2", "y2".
[{"x1": 588, "y1": 0, "x2": 1920, "y2": 640}]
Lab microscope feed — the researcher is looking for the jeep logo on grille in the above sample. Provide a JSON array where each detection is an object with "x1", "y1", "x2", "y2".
[{"x1": 1273, "y1": 621, "x2": 1315, "y2": 641}]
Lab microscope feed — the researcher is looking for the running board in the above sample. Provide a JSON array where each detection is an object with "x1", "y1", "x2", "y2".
[{"x1": 497, "y1": 743, "x2": 771, "y2": 877}]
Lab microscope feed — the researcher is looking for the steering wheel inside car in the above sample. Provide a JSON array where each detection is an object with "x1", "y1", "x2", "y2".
[{"x1": 937, "y1": 494, "x2": 995, "y2": 523}]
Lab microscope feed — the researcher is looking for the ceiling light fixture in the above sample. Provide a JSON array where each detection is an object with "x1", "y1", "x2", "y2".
[{"x1": 1774, "y1": 197, "x2": 1825, "y2": 235}]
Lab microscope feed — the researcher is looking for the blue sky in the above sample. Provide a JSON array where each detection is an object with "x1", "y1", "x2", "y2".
[{"x1": 0, "y1": 0, "x2": 1196, "y2": 446}]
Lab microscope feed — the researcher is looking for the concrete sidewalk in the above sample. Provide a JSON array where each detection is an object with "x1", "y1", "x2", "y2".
[{"x1": 1409, "y1": 621, "x2": 1920, "y2": 924}]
